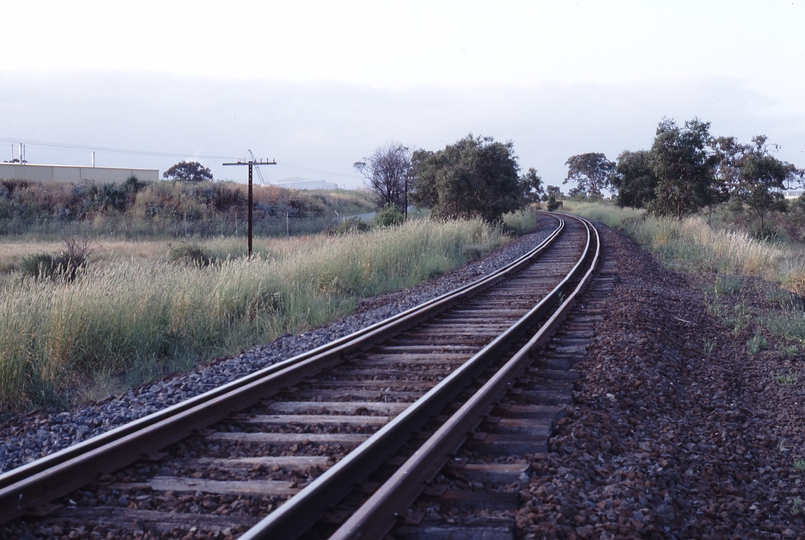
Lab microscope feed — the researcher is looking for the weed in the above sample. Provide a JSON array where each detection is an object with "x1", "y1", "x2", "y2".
[
  {"x1": 794, "y1": 458, "x2": 805, "y2": 473},
  {"x1": 784, "y1": 344, "x2": 801, "y2": 356},
  {"x1": 712, "y1": 275, "x2": 743, "y2": 296},
  {"x1": 730, "y1": 301, "x2": 753, "y2": 336},
  {"x1": 766, "y1": 287, "x2": 805, "y2": 311},
  {"x1": 774, "y1": 371, "x2": 800, "y2": 386},
  {"x1": 747, "y1": 330, "x2": 769, "y2": 354},
  {"x1": 703, "y1": 338, "x2": 717, "y2": 357},
  {"x1": 703, "y1": 291, "x2": 722, "y2": 317},
  {"x1": 792, "y1": 497, "x2": 803, "y2": 515}
]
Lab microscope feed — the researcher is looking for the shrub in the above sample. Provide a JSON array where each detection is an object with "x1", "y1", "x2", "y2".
[
  {"x1": 168, "y1": 244, "x2": 214, "y2": 267},
  {"x1": 750, "y1": 221, "x2": 779, "y2": 241},
  {"x1": 547, "y1": 196, "x2": 563, "y2": 212},
  {"x1": 19, "y1": 237, "x2": 92, "y2": 281},
  {"x1": 332, "y1": 217, "x2": 370, "y2": 235},
  {"x1": 374, "y1": 203, "x2": 405, "y2": 228},
  {"x1": 20, "y1": 253, "x2": 80, "y2": 281}
]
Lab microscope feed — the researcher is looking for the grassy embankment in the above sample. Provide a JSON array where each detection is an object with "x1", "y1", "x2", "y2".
[
  {"x1": 565, "y1": 200, "x2": 805, "y2": 357},
  {"x1": 565, "y1": 200, "x2": 805, "y2": 291},
  {"x1": 0, "y1": 217, "x2": 520, "y2": 413},
  {"x1": 0, "y1": 180, "x2": 378, "y2": 239}
]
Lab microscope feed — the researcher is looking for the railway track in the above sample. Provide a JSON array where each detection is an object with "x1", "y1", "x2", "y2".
[{"x1": 0, "y1": 213, "x2": 602, "y2": 539}]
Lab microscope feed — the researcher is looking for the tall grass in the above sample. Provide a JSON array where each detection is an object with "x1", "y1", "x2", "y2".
[
  {"x1": 502, "y1": 207, "x2": 539, "y2": 236},
  {"x1": 0, "y1": 218, "x2": 506, "y2": 411},
  {"x1": 567, "y1": 201, "x2": 805, "y2": 294}
]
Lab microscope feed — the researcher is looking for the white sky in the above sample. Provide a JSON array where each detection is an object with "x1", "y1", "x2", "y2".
[{"x1": 1, "y1": 1, "x2": 804, "y2": 188}]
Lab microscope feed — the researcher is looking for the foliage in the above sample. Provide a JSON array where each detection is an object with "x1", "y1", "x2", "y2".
[
  {"x1": 547, "y1": 196, "x2": 563, "y2": 212},
  {"x1": 0, "y1": 179, "x2": 375, "y2": 239},
  {"x1": 411, "y1": 134, "x2": 523, "y2": 222},
  {"x1": 19, "y1": 237, "x2": 92, "y2": 281},
  {"x1": 168, "y1": 244, "x2": 214, "y2": 267},
  {"x1": 733, "y1": 136, "x2": 792, "y2": 236},
  {"x1": 774, "y1": 370, "x2": 800, "y2": 386},
  {"x1": 374, "y1": 203, "x2": 405, "y2": 228},
  {"x1": 520, "y1": 168, "x2": 544, "y2": 204},
  {"x1": 162, "y1": 160, "x2": 213, "y2": 183},
  {"x1": 747, "y1": 330, "x2": 769, "y2": 354},
  {"x1": 354, "y1": 142, "x2": 412, "y2": 210},
  {"x1": 564, "y1": 152, "x2": 614, "y2": 198},
  {"x1": 650, "y1": 118, "x2": 717, "y2": 220},
  {"x1": 545, "y1": 185, "x2": 563, "y2": 212},
  {"x1": 610, "y1": 150, "x2": 657, "y2": 209},
  {"x1": 330, "y1": 217, "x2": 371, "y2": 235}
]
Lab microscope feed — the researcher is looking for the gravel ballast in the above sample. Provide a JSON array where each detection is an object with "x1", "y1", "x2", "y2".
[{"x1": 518, "y1": 226, "x2": 805, "y2": 539}]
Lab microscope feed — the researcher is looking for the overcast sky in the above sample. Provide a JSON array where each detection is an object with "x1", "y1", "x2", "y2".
[{"x1": 1, "y1": 1, "x2": 804, "y2": 190}]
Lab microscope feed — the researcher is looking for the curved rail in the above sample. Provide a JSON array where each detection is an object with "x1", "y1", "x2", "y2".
[
  {"x1": 326, "y1": 215, "x2": 600, "y2": 540},
  {"x1": 0, "y1": 215, "x2": 567, "y2": 526},
  {"x1": 238, "y1": 214, "x2": 600, "y2": 540}
]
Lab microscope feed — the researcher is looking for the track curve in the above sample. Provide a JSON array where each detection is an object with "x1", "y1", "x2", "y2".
[{"x1": 0, "y1": 213, "x2": 600, "y2": 540}]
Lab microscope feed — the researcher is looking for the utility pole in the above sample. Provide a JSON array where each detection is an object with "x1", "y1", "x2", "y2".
[{"x1": 223, "y1": 156, "x2": 277, "y2": 257}]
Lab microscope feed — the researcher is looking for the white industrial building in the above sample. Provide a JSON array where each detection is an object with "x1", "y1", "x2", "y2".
[{"x1": 0, "y1": 163, "x2": 159, "y2": 184}]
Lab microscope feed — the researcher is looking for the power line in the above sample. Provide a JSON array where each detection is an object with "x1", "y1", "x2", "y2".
[
  {"x1": 0, "y1": 136, "x2": 366, "y2": 181},
  {"x1": 0, "y1": 136, "x2": 237, "y2": 161}
]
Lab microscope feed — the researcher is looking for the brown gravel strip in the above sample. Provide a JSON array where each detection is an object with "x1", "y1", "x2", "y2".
[{"x1": 518, "y1": 226, "x2": 805, "y2": 539}]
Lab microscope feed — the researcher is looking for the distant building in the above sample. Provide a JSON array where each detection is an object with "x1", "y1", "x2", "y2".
[
  {"x1": 784, "y1": 189, "x2": 804, "y2": 200},
  {"x1": 274, "y1": 177, "x2": 339, "y2": 190},
  {"x1": 0, "y1": 163, "x2": 159, "y2": 184}
]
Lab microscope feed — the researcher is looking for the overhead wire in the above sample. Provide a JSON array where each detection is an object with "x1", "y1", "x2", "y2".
[{"x1": 0, "y1": 136, "x2": 366, "y2": 183}]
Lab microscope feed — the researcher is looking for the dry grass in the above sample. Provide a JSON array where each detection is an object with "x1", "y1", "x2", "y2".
[
  {"x1": 0, "y1": 218, "x2": 508, "y2": 412},
  {"x1": 567, "y1": 201, "x2": 805, "y2": 294}
]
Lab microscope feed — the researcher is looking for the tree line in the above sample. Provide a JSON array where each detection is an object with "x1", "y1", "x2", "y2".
[
  {"x1": 564, "y1": 118, "x2": 802, "y2": 234},
  {"x1": 354, "y1": 135, "x2": 547, "y2": 223},
  {"x1": 356, "y1": 119, "x2": 803, "y2": 235}
]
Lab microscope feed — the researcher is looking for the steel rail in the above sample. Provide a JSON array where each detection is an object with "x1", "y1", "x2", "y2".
[
  {"x1": 0, "y1": 216, "x2": 566, "y2": 526},
  {"x1": 329, "y1": 216, "x2": 600, "y2": 540},
  {"x1": 237, "y1": 215, "x2": 596, "y2": 540}
]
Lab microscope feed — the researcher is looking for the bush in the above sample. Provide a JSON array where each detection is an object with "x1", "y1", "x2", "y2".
[
  {"x1": 168, "y1": 244, "x2": 214, "y2": 267},
  {"x1": 19, "y1": 237, "x2": 92, "y2": 281},
  {"x1": 750, "y1": 222, "x2": 779, "y2": 241},
  {"x1": 547, "y1": 195, "x2": 563, "y2": 212},
  {"x1": 331, "y1": 217, "x2": 370, "y2": 235},
  {"x1": 374, "y1": 203, "x2": 405, "y2": 228}
]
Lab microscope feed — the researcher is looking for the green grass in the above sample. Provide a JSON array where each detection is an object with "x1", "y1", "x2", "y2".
[
  {"x1": 0, "y1": 218, "x2": 508, "y2": 412},
  {"x1": 502, "y1": 207, "x2": 539, "y2": 236}
]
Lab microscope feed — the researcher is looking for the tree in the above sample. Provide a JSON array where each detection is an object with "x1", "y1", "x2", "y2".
[
  {"x1": 411, "y1": 134, "x2": 522, "y2": 222},
  {"x1": 354, "y1": 142, "x2": 412, "y2": 213},
  {"x1": 564, "y1": 153, "x2": 615, "y2": 198},
  {"x1": 520, "y1": 168, "x2": 544, "y2": 204},
  {"x1": 163, "y1": 161, "x2": 213, "y2": 182},
  {"x1": 650, "y1": 118, "x2": 716, "y2": 220},
  {"x1": 610, "y1": 150, "x2": 657, "y2": 209},
  {"x1": 545, "y1": 185, "x2": 563, "y2": 211},
  {"x1": 733, "y1": 135, "x2": 792, "y2": 237}
]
